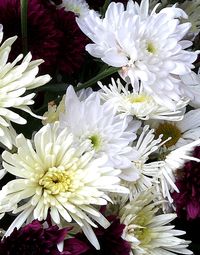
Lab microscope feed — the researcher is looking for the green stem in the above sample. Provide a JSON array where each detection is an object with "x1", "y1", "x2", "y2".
[
  {"x1": 75, "y1": 66, "x2": 119, "y2": 91},
  {"x1": 35, "y1": 66, "x2": 119, "y2": 93},
  {"x1": 20, "y1": 0, "x2": 28, "y2": 55}
]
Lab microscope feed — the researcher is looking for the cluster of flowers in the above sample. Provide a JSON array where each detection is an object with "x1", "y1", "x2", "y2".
[{"x1": 0, "y1": 0, "x2": 200, "y2": 254}]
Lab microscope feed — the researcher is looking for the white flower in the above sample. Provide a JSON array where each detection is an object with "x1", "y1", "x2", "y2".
[
  {"x1": 43, "y1": 96, "x2": 65, "y2": 125},
  {"x1": 181, "y1": 69, "x2": 200, "y2": 108},
  {"x1": 150, "y1": 108, "x2": 200, "y2": 149},
  {"x1": 59, "y1": 0, "x2": 89, "y2": 17},
  {"x1": 0, "y1": 32, "x2": 51, "y2": 149},
  {"x1": 59, "y1": 86, "x2": 141, "y2": 170},
  {"x1": 121, "y1": 125, "x2": 166, "y2": 196},
  {"x1": 157, "y1": 139, "x2": 200, "y2": 203},
  {"x1": 119, "y1": 191, "x2": 192, "y2": 255},
  {"x1": 76, "y1": 0, "x2": 198, "y2": 107},
  {"x1": 0, "y1": 122, "x2": 128, "y2": 249},
  {"x1": 179, "y1": 0, "x2": 200, "y2": 37},
  {"x1": 99, "y1": 78, "x2": 188, "y2": 121}
]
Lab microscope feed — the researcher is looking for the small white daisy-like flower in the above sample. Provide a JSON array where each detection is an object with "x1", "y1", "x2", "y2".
[
  {"x1": 151, "y1": 108, "x2": 200, "y2": 149},
  {"x1": 0, "y1": 31, "x2": 51, "y2": 149},
  {"x1": 119, "y1": 191, "x2": 193, "y2": 255},
  {"x1": 59, "y1": 0, "x2": 89, "y2": 17},
  {"x1": 0, "y1": 122, "x2": 128, "y2": 249},
  {"x1": 59, "y1": 86, "x2": 141, "y2": 170},
  {"x1": 99, "y1": 78, "x2": 188, "y2": 121},
  {"x1": 77, "y1": 0, "x2": 198, "y2": 107}
]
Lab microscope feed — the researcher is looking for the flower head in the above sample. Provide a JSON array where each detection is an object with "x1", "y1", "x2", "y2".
[
  {"x1": 172, "y1": 146, "x2": 200, "y2": 220},
  {"x1": 119, "y1": 191, "x2": 192, "y2": 255},
  {"x1": 0, "y1": 220, "x2": 68, "y2": 255},
  {"x1": 77, "y1": 0, "x2": 198, "y2": 107},
  {"x1": 59, "y1": 0, "x2": 90, "y2": 17},
  {"x1": 0, "y1": 0, "x2": 62, "y2": 74},
  {"x1": 0, "y1": 32, "x2": 50, "y2": 149},
  {"x1": 0, "y1": 122, "x2": 128, "y2": 249},
  {"x1": 99, "y1": 78, "x2": 188, "y2": 121},
  {"x1": 60, "y1": 86, "x2": 141, "y2": 170},
  {"x1": 152, "y1": 109, "x2": 200, "y2": 149}
]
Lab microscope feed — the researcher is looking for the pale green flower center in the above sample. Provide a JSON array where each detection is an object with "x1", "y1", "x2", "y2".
[
  {"x1": 155, "y1": 122, "x2": 182, "y2": 148},
  {"x1": 146, "y1": 41, "x2": 157, "y2": 54},
  {"x1": 127, "y1": 94, "x2": 151, "y2": 104},
  {"x1": 89, "y1": 134, "x2": 102, "y2": 151},
  {"x1": 39, "y1": 167, "x2": 73, "y2": 195},
  {"x1": 133, "y1": 212, "x2": 153, "y2": 246}
]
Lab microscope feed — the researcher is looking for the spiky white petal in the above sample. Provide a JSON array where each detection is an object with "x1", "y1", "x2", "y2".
[
  {"x1": 119, "y1": 191, "x2": 193, "y2": 255},
  {"x1": 0, "y1": 122, "x2": 128, "y2": 249},
  {"x1": 59, "y1": 86, "x2": 141, "y2": 170},
  {"x1": 0, "y1": 31, "x2": 51, "y2": 149},
  {"x1": 99, "y1": 78, "x2": 188, "y2": 121},
  {"x1": 158, "y1": 139, "x2": 200, "y2": 203}
]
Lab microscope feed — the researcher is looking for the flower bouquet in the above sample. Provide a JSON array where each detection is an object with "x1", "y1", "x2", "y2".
[{"x1": 0, "y1": 0, "x2": 200, "y2": 254}]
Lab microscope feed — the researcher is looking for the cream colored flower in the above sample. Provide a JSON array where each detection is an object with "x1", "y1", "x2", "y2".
[
  {"x1": 0, "y1": 122, "x2": 128, "y2": 249},
  {"x1": 119, "y1": 191, "x2": 192, "y2": 255},
  {"x1": 43, "y1": 96, "x2": 65, "y2": 125},
  {"x1": 0, "y1": 32, "x2": 51, "y2": 149}
]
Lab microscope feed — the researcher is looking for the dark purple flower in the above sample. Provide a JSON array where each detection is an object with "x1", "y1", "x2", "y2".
[
  {"x1": 0, "y1": 220, "x2": 68, "y2": 255},
  {"x1": 53, "y1": 7, "x2": 89, "y2": 76},
  {"x1": 172, "y1": 146, "x2": 200, "y2": 220},
  {"x1": 86, "y1": 0, "x2": 129, "y2": 11},
  {"x1": 0, "y1": 0, "x2": 62, "y2": 74},
  {"x1": 0, "y1": 0, "x2": 87, "y2": 76},
  {"x1": 63, "y1": 238, "x2": 90, "y2": 255},
  {"x1": 74, "y1": 216, "x2": 131, "y2": 255}
]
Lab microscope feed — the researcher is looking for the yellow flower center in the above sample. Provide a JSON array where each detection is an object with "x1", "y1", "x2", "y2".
[
  {"x1": 133, "y1": 211, "x2": 153, "y2": 246},
  {"x1": 146, "y1": 41, "x2": 157, "y2": 54},
  {"x1": 155, "y1": 122, "x2": 182, "y2": 148},
  {"x1": 127, "y1": 94, "x2": 150, "y2": 104},
  {"x1": 89, "y1": 134, "x2": 102, "y2": 151},
  {"x1": 39, "y1": 167, "x2": 73, "y2": 195}
]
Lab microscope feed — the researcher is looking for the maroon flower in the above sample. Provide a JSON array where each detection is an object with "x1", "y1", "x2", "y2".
[
  {"x1": 172, "y1": 146, "x2": 200, "y2": 220},
  {"x1": 75, "y1": 216, "x2": 131, "y2": 255},
  {"x1": 0, "y1": 0, "x2": 87, "y2": 76},
  {"x1": 86, "y1": 0, "x2": 129, "y2": 11},
  {"x1": 53, "y1": 7, "x2": 89, "y2": 76},
  {"x1": 0, "y1": 220, "x2": 68, "y2": 255},
  {"x1": 0, "y1": 0, "x2": 62, "y2": 74}
]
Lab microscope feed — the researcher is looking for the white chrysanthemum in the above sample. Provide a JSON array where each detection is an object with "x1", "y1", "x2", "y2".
[
  {"x1": 179, "y1": 0, "x2": 200, "y2": 36},
  {"x1": 157, "y1": 139, "x2": 200, "y2": 203},
  {"x1": 0, "y1": 32, "x2": 51, "y2": 149},
  {"x1": 59, "y1": 0, "x2": 89, "y2": 17},
  {"x1": 77, "y1": 0, "x2": 198, "y2": 107},
  {"x1": 99, "y1": 78, "x2": 188, "y2": 121},
  {"x1": 149, "y1": 108, "x2": 200, "y2": 149},
  {"x1": 59, "y1": 86, "x2": 141, "y2": 170},
  {"x1": 119, "y1": 191, "x2": 192, "y2": 255},
  {"x1": 181, "y1": 68, "x2": 200, "y2": 108},
  {"x1": 122, "y1": 125, "x2": 200, "y2": 202},
  {"x1": 121, "y1": 125, "x2": 166, "y2": 196},
  {"x1": 0, "y1": 122, "x2": 128, "y2": 249}
]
